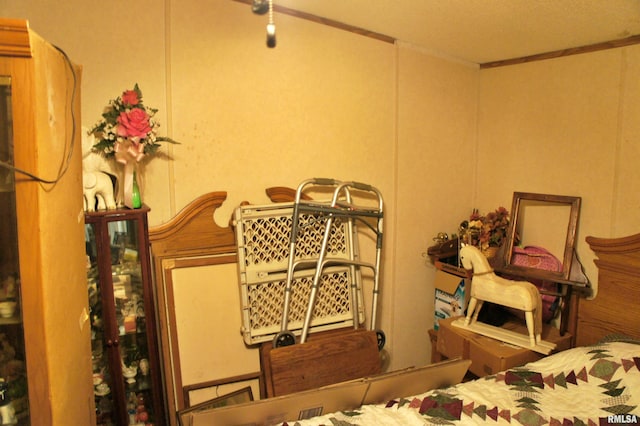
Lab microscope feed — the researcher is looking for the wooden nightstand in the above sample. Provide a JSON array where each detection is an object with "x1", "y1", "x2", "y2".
[{"x1": 433, "y1": 316, "x2": 572, "y2": 377}]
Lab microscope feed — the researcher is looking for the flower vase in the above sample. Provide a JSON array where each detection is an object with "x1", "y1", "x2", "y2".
[
  {"x1": 122, "y1": 167, "x2": 143, "y2": 209},
  {"x1": 131, "y1": 171, "x2": 142, "y2": 209}
]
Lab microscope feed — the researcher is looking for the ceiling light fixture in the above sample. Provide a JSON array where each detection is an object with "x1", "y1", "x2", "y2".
[{"x1": 252, "y1": 0, "x2": 276, "y2": 48}]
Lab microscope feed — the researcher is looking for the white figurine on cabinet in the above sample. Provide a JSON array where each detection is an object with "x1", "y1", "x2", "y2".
[
  {"x1": 82, "y1": 127, "x2": 119, "y2": 211},
  {"x1": 83, "y1": 171, "x2": 116, "y2": 212}
]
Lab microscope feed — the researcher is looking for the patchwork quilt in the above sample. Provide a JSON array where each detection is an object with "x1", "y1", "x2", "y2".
[{"x1": 281, "y1": 340, "x2": 640, "y2": 426}]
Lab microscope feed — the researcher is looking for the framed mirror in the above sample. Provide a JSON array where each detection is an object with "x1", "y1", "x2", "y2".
[{"x1": 501, "y1": 192, "x2": 581, "y2": 282}]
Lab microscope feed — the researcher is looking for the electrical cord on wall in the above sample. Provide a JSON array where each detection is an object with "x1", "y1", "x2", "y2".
[{"x1": 0, "y1": 43, "x2": 78, "y2": 186}]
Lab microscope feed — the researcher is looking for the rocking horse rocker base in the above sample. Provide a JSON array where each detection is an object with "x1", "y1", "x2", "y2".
[
  {"x1": 452, "y1": 318, "x2": 556, "y2": 355},
  {"x1": 453, "y1": 245, "x2": 556, "y2": 355}
]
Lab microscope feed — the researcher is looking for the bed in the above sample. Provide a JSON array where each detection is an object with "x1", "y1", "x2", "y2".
[
  {"x1": 157, "y1": 193, "x2": 640, "y2": 425},
  {"x1": 263, "y1": 233, "x2": 640, "y2": 426},
  {"x1": 268, "y1": 338, "x2": 639, "y2": 425}
]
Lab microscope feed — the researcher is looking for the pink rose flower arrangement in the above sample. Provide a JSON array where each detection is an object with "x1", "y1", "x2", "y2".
[
  {"x1": 117, "y1": 108, "x2": 152, "y2": 139},
  {"x1": 120, "y1": 89, "x2": 140, "y2": 106},
  {"x1": 88, "y1": 84, "x2": 178, "y2": 160}
]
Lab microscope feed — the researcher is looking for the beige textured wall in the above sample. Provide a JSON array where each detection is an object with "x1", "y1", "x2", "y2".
[
  {"x1": 615, "y1": 46, "x2": 640, "y2": 237},
  {"x1": 476, "y1": 45, "x2": 640, "y2": 295},
  {"x1": 168, "y1": 1, "x2": 396, "y2": 222},
  {"x1": 393, "y1": 44, "x2": 478, "y2": 369}
]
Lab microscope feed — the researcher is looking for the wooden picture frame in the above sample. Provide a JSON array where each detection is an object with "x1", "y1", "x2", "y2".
[
  {"x1": 182, "y1": 372, "x2": 262, "y2": 408},
  {"x1": 501, "y1": 192, "x2": 581, "y2": 282}
]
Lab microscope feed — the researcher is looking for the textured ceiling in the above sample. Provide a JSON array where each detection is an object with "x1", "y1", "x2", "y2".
[{"x1": 274, "y1": 0, "x2": 640, "y2": 64}]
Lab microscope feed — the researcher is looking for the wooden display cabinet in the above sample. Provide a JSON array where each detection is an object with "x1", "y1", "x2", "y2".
[
  {"x1": 85, "y1": 207, "x2": 165, "y2": 426},
  {"x1": 0, "y1": 18, "x2": 94, "y2": 425}
]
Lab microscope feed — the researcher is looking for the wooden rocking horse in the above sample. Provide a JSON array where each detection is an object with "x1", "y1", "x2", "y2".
[{"x1": 452, "y1": 245, "x2": 556, "y2": 354}]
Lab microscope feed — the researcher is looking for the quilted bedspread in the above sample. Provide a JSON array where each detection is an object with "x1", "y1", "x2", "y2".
[{"x1": 281, "y1": 340, "x2": 640, "y2": 426}]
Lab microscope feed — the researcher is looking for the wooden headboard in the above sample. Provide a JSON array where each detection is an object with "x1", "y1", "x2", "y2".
[
  {"x1": 576, "y1": 233, "x2": 640, "y2": 346},
  {"x1": 148, "y1": 189, "x2": 301, "y2": 424}
]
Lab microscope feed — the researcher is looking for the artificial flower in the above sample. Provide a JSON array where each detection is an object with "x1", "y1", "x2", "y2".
[
  {"x1": 88, "y1": 83, "x2": 179, "y2": 160},
  {"x1": 461, "y1": 207, "x2": 510, "y2": 250}
]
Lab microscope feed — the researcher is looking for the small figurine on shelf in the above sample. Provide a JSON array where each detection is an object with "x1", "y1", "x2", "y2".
[
  {"x1": 1, "y1": 276, "x2": 16, "y2": 300},
  {"x1": 0, "y1": 276, "x2": 18, "y2": 320},
  {"x1": 426, "y1": 232, "x2": 459, "y2": 266},
  {"x1": 127, "y1": 391, "x2": 150, "y2": 424},
  {"x1": 138, "y1": 359, "x2": 149, "y2": 376},
  {"x1": 137, "y1": 393, "x2": 151, "y2": 423},
  {"x1": 122, "y1": 364, "x2": 138, "y2": 384},
  {"x1": 0, "y1": 379, "x2": 17, "y2": 425}
]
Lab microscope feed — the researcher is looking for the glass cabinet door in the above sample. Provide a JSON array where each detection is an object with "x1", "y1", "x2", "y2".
[
  {"x1": 0, "y1": 76, "x2": 30, "y2": 424},
  {"x1": 86, "y1": 223, "x2": 115, "y2": 425},
  {"x1": 86, "y1": 208, "x2": 163, "y2": 426}
]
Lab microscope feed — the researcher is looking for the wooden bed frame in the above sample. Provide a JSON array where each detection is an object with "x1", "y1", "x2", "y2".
[
  {"x1": 148, "y1": 188, "x2": 313, "y2": 425},
  {"x1": 577, "y1": 233, "x2": 640, "y2": 345},
  {"x1": 149, "y1": 189, "x2": 640, "y2": 423}
]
